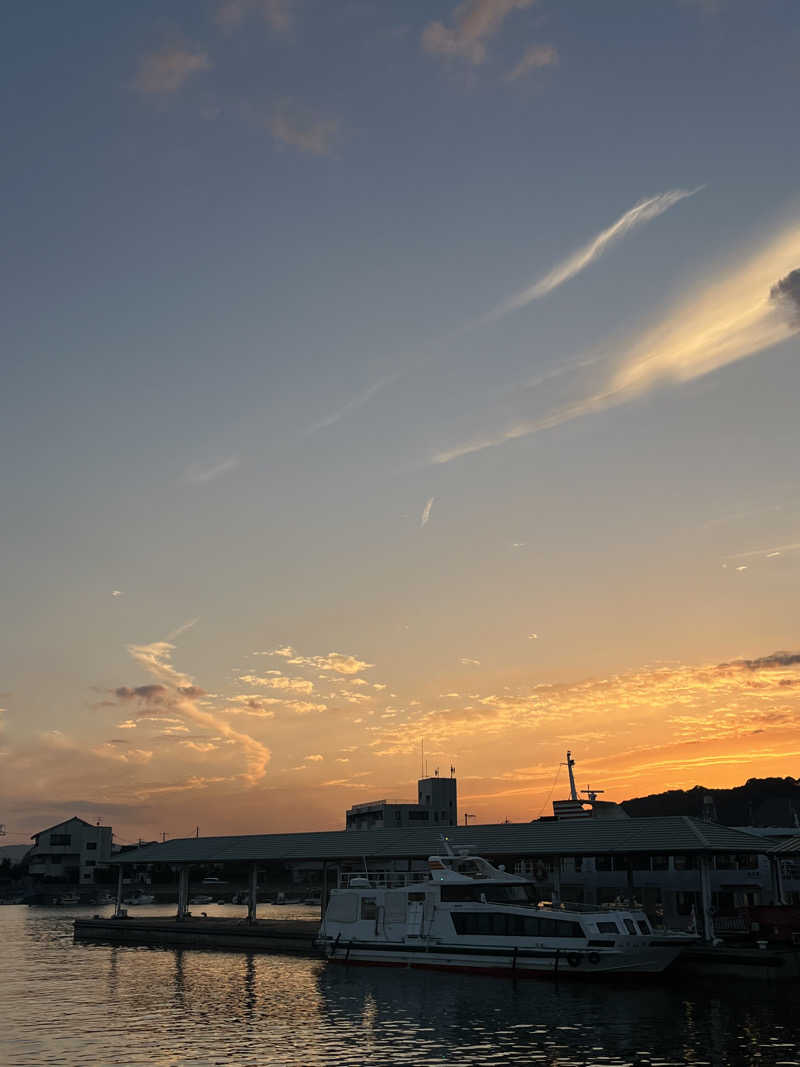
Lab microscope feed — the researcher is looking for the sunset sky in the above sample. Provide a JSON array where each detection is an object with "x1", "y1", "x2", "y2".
[{"x1": 2, "y1": 1, "x2": 800, "y2": 845}]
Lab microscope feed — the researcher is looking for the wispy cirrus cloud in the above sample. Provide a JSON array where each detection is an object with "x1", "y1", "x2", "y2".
[
  {"x1": 479, "y1": 188, "x2": 703, "y2": 325},
  {"x1": 304, "y1": 377, "x2": 394, "y2": 436},
  {"x1": 132, "y1": 45, "x2": 211, "y2": 94},
  {"x1": 420, "y1": 497, "x2": 436, "y2": 528},
  {"x1": 216, "y1": 0, "x2": 294, "y2": 33},
  {"x1": 436, "y1": 216, "x2": 800, "y2": 465},
  {"x1": 269, "y1": 99, "x2": 339, "y2": 156},
  {"x1": 185, "y1": 455, "x2": 239, "y2": 485},
  {"x1": 506, "y1": 43, "x2": 558, "y2": 80},
  {"x1": 422, "y1": 0, "x2": 535, "y2": 66}
]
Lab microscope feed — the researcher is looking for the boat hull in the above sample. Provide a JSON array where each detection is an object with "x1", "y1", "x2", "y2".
[{"x1": 318, "y1": 940, "x2": 682, "y2": 976}]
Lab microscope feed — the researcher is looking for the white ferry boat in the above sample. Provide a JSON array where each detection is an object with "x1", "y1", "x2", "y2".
[{"x1": 317, "y1": 844, "x2": 691, "y2": 977}]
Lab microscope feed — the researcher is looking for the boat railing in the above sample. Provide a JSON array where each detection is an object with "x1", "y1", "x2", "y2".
[{"x1": 338, "y1": 871, "x2": 429, "y2": 889}]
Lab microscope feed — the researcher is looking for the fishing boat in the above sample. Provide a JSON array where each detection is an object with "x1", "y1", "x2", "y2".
[{"x1": 317, "y1": 842, "x2": 691, "y2": 977}]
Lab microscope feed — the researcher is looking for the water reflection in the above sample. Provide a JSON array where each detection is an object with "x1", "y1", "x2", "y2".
[{"x1": 2, "y1": 906, "x2": 800, "y2": 1066}]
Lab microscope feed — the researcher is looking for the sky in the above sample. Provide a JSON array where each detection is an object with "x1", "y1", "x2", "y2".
[{"x1": 1, "y1": 0, "x2": 800, "y2": 846}]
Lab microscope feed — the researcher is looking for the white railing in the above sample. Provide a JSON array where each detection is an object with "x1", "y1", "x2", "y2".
[{"x1": 338, "y1": 871, "x2": 429, "y2": 889}]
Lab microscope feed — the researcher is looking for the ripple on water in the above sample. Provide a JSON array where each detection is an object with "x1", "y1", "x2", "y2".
[{"x1": 1, "y1": 906, "x2": 800, "y2": 1065}]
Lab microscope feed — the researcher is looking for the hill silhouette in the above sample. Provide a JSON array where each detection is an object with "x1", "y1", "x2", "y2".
[{"x1": 622, "y1": 777, "x2": 800, "y2": 827}]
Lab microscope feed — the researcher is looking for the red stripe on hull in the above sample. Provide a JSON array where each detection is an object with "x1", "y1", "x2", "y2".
[{"x1": 325, "y1": 958, "x2": 661, "y2": 980}]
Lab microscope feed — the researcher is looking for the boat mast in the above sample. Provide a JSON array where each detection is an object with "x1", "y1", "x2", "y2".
[{"x1": 564, "y1": 750, "x2": 578, "y2": 801}]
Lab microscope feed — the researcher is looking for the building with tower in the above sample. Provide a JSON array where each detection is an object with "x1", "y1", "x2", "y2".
[{"x1": 345, "y1": 772, "x2": 458, "y2": 831}]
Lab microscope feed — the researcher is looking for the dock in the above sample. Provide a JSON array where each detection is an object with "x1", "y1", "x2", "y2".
[
  {"x1": 74, "y1": 916, "x2": 319, "y2": 955},
  {"x1": 674, "y1": 943, "x2": 800, "y2": 981}
]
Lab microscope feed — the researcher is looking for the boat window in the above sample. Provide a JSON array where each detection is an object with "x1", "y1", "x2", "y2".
[
  {"x1": 597, "y1": 921, "x2": 619, "y2": 934},
  {"x1": 326, "y1": 893, "x2": 359, "y2": 923},
  {"x1": 360, "y1": 897, "x2": 377, "y2": 920},
  {"x1": 637, "y1": 919, "x2": 651, "y2": 935},
  {"x1": 451, "y1": 912, "x2": 583, "y2": 938},
  {"x1": 441, "y1": 883, "x2": 538, "y2": 904},
  {"x1": 623, "y1": 918, "x2": 637, "y2": 935}
]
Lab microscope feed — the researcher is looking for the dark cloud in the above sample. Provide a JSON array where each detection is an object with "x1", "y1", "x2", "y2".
[
  {"x1": 720, "y1": 650, "x2": 800, "y2": 672},
  {"x1": 114, "y1": 684, "x2": 169, "y2": 703},
  {"x1": 177, "y1": 685, "x2": 206, "y2": 699},
  {"x1": 770, "y1": 269, "x2": 800, "y2": 324}
]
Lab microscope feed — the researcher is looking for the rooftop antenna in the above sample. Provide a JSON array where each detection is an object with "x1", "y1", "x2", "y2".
[
  {"x1": 450, "y1": 765, "x2": 455, "y2": 778},
  {"x1": 464, "y1": 813, "x2": 476, "y2": 826},
  {"x1": 435, "y1": 767, "x2": 439, "y2": 777},
  {"x1": 420, "y1": 738, "x2": 424, "y2": 778},
  {"x1": 562, "y1": 750, "x2": 578, "y2": 802}
]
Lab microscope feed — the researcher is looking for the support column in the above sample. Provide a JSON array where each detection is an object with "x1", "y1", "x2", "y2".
[
  {"x1": 177, "y1": 867, "x2": 190, "y2": 920},
  {"x1": 699, "y1": 855, "x2": 714, "y2": 942},
  {"x1": 551, "y1": 857, "x2": 561, "y2": 907},
  {"x1": 626, "y1": 858, "x2": 636, "y2": 905},
  {"x1": 114, "y1": 865, "x2": 124, "y2": 917},
  {"x1": 770, "y1": 855, "x2": 787, "y2": 906},
  {"x1": 247, "y1": 864, "x2": 258, "y2": 925}
]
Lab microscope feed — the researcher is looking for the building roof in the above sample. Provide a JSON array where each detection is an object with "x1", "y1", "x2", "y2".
[
  {"x1": 31, "y1": 816, "x2": 98, "y2": 840},
  {"x1": 769, "y1": 835, "x2": 800, "y2": 853},
  {"x1": 112, "y1": 816, "x2": 770, "y2": 866}
]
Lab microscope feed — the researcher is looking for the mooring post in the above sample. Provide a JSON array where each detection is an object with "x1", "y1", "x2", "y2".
[
  {"x1": 114, "y1": 864, "x2": 124, "y2": 917},
  {"x1": 177, "y1": 866, "x2": 189, "y2": 920},
  {"x1": 247, "y1": 864, "x2": 258, "y2": 925}
]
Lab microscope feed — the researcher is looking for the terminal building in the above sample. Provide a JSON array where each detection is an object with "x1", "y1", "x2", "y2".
[{"x1": 345, "y1": 774, "x2": 458, "y2": 831}]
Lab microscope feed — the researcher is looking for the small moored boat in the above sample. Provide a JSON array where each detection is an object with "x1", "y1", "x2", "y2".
[{"x1": 317, "y1": 842, "x2": 692, "y2": 977}]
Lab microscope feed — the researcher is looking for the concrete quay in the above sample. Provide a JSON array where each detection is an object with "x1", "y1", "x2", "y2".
[{"x1": 74, "y1": 915, "x2": 319, "y2": 955}]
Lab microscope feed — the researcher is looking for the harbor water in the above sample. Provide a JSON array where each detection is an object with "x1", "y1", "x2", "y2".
[{"x1": 2, "y1": 904, "x2": 800, "y2": 1066}]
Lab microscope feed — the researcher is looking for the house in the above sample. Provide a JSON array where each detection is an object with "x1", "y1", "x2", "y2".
[{"x1": 28, "y1": 817, "x2": 113, "y2": 885}]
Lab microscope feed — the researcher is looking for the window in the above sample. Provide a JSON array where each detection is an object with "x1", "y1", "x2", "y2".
[
  {"x1": 408, "y1": 811, "x2": 429, "y2": 821},
  {"x1": 637, "y1": 919, "x2": 651, "y2": 935},
  {"x1": 360, "y1": 897, "x2": 377, "y2": 920},
  {"x1": 441, "y1": 884, "x2": 539, "y2": 904},
  {"x1": 451, "y1": 912, "x2": 583, "y2": 939},
  {"x1": 623, "y1": 918, "x2": 637, "y2": 935},
  {"x1": 86, "y1": 842, "x2": 97, "y2": 851},
  {"x1": 597, "y1": 921, "x2": 619, "y2": 934},
  {"x1": 49, "y1": 834, "x2": 71, "y2": 846},
  {"x1": 595, "y1": 855, "x2": 613, "y2": 871},
  {"x1": 673, "y1": 855, "x2": 697, "y2": 871},
  {"x1": 327, "y1": 893, "x2": 358, "y2": 923},
  {"x1": 651, "y1": 855, "x2": 669, "y2": 871}
]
